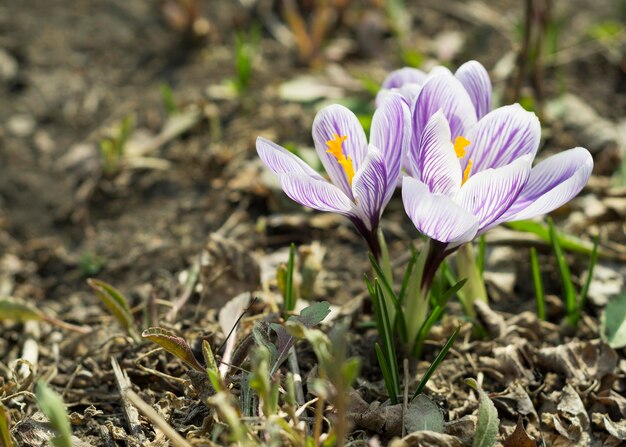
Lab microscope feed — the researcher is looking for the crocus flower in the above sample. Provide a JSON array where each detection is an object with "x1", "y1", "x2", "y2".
[
  {"x1": 257, "y1": 94, "x2": 410, "y2": 258},
  {"x1": 378, "y1": 61, "x2": 492, "y2": 179},
  {"x1": 377, "y1": 60, "x2": 492, "y2": 121},
  {"x1": 402, "y1": 106, "x2": 593, "y2": 287}
]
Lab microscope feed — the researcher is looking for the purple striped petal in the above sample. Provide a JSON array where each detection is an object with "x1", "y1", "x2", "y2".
[
  {"x1": 370, "y1": 92, "x2": 411, "y2": 202},
  {"x1": 352, "y1": 146, "x2": 388, "y2": 230},
  {"x1": 257, "y1": 137, "x2": 324, "y2": 180},
  {"x1": 412, "y1": 111, "x2": 462, "y2": 196},
  {"x1": 278, "y1": 173, "x2": 355, "y2": 216},
  {"x1": 464, "y1": 104, "x2": 540, "y2": 173},
  {"x1": 455, "y1": 60, "x2": 492, "y2": 120},
  {"x1": 411, "y1": 71, "x2": 477, "y2": 145},
  {"x1": 499, "y1": 147, "x2": 593, "y2": 222},
  {"x1": 456, "y1": 155, "x2": 532, "y2": 231},
  {"x1": 312, "y1": 105, "x2": 368, "y2": 198},
  {"x1": 402, "y1": 177, "x2": 479, "y2": 244},
  {"x1": 381, "y1": 67, "x2": 428, "y2": 89}
]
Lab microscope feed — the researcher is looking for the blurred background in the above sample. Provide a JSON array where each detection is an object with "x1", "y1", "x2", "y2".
[{"x1": 1, "y1": 0, "x2": 625, "y2": 305}]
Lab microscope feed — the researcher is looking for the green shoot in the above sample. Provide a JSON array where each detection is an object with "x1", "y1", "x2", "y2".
[
  {"x1": 99, "y1": 114, "x2": 134, "y2": 175},
  {"x1": 529, "y1": 247, "x2": 545, "y2": 320},
  {"x1": 88, "y1": 278, "x2": 140, "y2": 341},
  {"x1": 232, "y1": 26, "x2": 259, "y2": 94},
  {"x1": 160, "y1": 83, "x2": 178, "y2": 115},
  {"x1": 412, "y1": 325, "x2": 460, "y2": 400},
  {"x1": 36, "y1": 381, "x2": 73, "y2": 447}
]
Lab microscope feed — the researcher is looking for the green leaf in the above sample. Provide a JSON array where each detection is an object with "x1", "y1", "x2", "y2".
[
  {"x1": 0, "y1": 296, "x2": 44, "y2": 321},
  {"x1": 466, "y1": 378, "x2": 500, "y2": 447},
  {"x1": 35, "y1": 381, "x2": 72, "y2": 447},
  {"x1": 202, "y1": 340, "x2": 219, "y2": 376},
  {"x1": 0, "y1": 403, "x2": 13, "y2": 447},
  {"x1": 268, "y1": 301, "x2": 331, "y2": 374},
  {"x1": 601, "y1": 294, "x2": 626, "y2": 348},
  {"x1": 506, "y1": 220, "x2": 603, "y2": 257},
  {"x1": 142, "y1": 327, "x2": 205, "y2": 372},
  {"x1": 87, "y1": 278, "x2": 138, "y2": 340},
  {"x1": 405, "y1": 394, "x2": 445, "y2": 433},
  {"x1": 413, "y1": 325, "x2": 460, "y2": 399},
  {"x1": 159, "y1": 83, "x2": 178, "y2": 115}
]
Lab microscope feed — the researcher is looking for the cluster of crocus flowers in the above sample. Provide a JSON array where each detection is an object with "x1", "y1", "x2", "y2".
[{"x1": 257, "y1": 60, "x2": 593, "y2": 293}]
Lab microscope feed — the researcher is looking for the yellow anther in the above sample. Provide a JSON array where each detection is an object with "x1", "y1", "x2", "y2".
[
  {"x1": 454, "y1": 136, "x2": 471, "y2": 158},
  {"x1": 462, "y1": 159, "x2": 473, "y2": 185},
  {"x1": 326, "y1": 133, "x2": 355, "y2": 186}
]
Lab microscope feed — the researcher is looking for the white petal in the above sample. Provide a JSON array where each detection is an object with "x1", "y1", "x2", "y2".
[{"x1": 402, "y1": 177, "x2": 479, "y2": 244}]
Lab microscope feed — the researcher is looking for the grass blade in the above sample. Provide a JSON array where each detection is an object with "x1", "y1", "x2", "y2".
[
  {"x1": 370, "y1": 280, "x2": 400, "y2": 403},
  {"x1": 547, "y1": 218, "x2": 577, "y2": 325},
  {"x1": 375, "y1": 344, "x2": 398, "y2": 404},
  {"x1": 0, "y1": 403, "x2": 13, "y2": 447},
  {"x1": 578, "y1": 235, "x2": 600, "y2": 313},
  {"x1": 412, "y1": 325, "x2": 460, "y2": 400},
  {"x1": 369, "y1": 253, "x2": 407, "y2": 341},
  {"x1": 284, "y1": 243, "x2": 296, "y2": 313},
  {"x1": 530, "y1": 247, "x2": 545, "y2": 321}
]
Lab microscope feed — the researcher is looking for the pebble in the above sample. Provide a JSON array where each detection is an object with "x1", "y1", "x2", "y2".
[{"x1": 7, "y1": 114, "x2": 36, "y2": 137}]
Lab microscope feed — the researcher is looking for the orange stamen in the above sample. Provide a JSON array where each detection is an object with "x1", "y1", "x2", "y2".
[
  {"x1": 325, "y1": 133, "x2": 355, "y2": 186},
  {"x1": 454, "y1": 136, "x2": 471, "y2": 158}
]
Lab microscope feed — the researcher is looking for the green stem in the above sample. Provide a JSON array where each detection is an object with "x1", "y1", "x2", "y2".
[{"x1": 455, "y1": 243, "x2": 488, "y2": 317}]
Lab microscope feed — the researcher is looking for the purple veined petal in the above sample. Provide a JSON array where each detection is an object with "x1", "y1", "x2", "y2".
[
  {"x1": 412, "y1": 71, "x2": 477, "y2": 148},
  {"x1": 381, "y1": 67, "x2": 428, "y2": 90},
  {"x1": 257, "y1": 137, "x2": 324, "y2": 180},
  {"x1": 464, "y1": 104, "x2": 540, "y2": 173},
  {"x1": 352, "y1": 146, "x2": 388, "y2": 231},
  {"x1": 278, "y1": 173, "x2": 356, "y2": 216},
  {"x1": 376, "y1": 83, "x2": 422, "y2": 107},
  {"x1": 370, "y1": 92, "x2": 411, "y2": 203},
  {"x1": 412, "y1": 111, "x2": 462, "y2": 196},
  {"x1": 498, "y1": 147, "x2": 593, "y2": 222},
  {"x1": 456, "y1": 155, "x2": 532, "y2": 231},
  {"x1": 455, "y1": 60, "x2": 492, "y2": 120},
  {"x1": 312, "y1": 104, "x2": 368, "y2": 198},
  {"x1": 402, "y1": 177, "x2": 479, "y2": 245}
]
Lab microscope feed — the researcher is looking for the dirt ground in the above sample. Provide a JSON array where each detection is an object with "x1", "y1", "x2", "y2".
[{"x1": 1, "y1": 0, "x2": 626, "y2": 446}]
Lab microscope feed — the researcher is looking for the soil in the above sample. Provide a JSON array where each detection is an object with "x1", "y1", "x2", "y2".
[{"x1": 1, "y1": 0, "x2": 626, "y2": 446}]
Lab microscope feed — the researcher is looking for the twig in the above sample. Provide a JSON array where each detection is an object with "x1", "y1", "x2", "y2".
[
  {"x1": 18, "y1": 321, "x2": 40, "y2": 379},
  {"x1": 124, "y1": 389, "x2": 193, "y2": 447},
  {"x1": 313, "y1": 397, "x2": 325, "y2": 445},
  {"x1": 287, "y1": 347, "x2": 306, "y2": 406},
  {"x1": 167, "y1": 258, "x2": 200, "y2": 322},
  {"x1": 111, "y1": 357, "x2": 146, "y2": 444}
]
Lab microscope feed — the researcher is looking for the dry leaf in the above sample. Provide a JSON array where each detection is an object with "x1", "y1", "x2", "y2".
[{"x1": 502, "y1": 417, "x2": 537, "y2": 447}]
